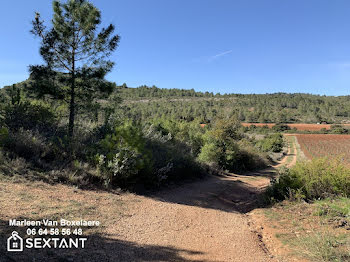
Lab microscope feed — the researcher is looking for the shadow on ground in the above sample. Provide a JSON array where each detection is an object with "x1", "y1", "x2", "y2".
[
  {"x1": 148, "y1": 168, "x2": 277, "y2": 214},
  {"x1": 0, "y1": 168, "x2": 278, "y2": 261},
  {"x1": 0, "y1": 218, "x2": 207, "y2": 262}
]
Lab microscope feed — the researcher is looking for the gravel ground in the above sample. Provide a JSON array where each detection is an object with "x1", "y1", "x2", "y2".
[
  {"x1": 104, "y1": 171, "x2": 277, "y2": 262},
  {"x1": 1, "y1": 170, "x2": 282, "y2": 261}
]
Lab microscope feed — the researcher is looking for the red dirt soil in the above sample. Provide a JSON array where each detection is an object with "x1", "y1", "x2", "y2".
[
  {"x1": 242, "y1": 123, "x2": 350, "y2": 131},
  {"x1": 295, "y1": 134, "x2": 350, "y2": 164}
]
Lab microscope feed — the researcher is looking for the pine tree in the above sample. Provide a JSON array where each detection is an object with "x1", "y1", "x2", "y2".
[{"x1": 30, "y1": 0, "x2": 120, "y2": 139}]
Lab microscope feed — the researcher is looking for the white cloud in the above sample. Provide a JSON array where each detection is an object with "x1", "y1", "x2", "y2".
[{"x1": 208, "y1": 50, "x2": 233, "y2": 62}]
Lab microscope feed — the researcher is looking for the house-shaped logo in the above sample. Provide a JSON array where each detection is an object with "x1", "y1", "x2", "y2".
[{"x1": 7, "y1": 231, "x2": 23, "y2": 252}]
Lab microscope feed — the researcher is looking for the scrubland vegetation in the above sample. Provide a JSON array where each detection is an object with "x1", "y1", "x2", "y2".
[
  {"x1": 1, "y1": 1, "x2": 350, "y2": 261},
  {"x1": 267, "y1": 158, "x2": 350, "y2": 202},
  {"x1": 115, "y1": 86, "x2": 350, "y2": 124},
  {"x1": 0, "y1": 86, "x2": 284, "y2": 190},
  {"x1": 0, "y1": 0, "x2": 287, "y2": 190},
  {"x1": 263, "y1": 157, "x2": 350, "y2": 261}
]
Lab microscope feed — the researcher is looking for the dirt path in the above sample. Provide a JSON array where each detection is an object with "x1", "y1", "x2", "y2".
[
  {"x1": 0, "y1": 144, "x2": 303, "y2": 262},
  {"x1": 108, "y1": 171, "x2": 277, "y2": 262},
  {"x1": 1, "y1": 170, "x2": 278, "y2": 262},
  {"x1": 101, "y1": 138, "x2": 299, "y2": 261},
  {"x1": 275, "y1": 135, "x2": 297, "y2": 169}
]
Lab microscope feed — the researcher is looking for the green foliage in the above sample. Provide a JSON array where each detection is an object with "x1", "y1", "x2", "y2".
[
  {"x1": 92, "y1": 120, "x2": 205, "y2": 189},
  {"x1": 267, "y1": 158, "x2": 350, "y2": 202},
  {"x1": 6, "y1": 81, "x2": 350, "y2": 127},
  {"x1": 0, "y1": 127, "x2": 9, "y2": 147},
  {"x1": 272, "y1": 124, "x2": 291, "y2": 132},
  {"x1": 150, "y1": 118, "x2": 205, "y2": 156},
  {"x1": 143, "y1": 123, "x2": 204, "y2": 184},
  {"x1": 0, "y1": 100, "x2": 66, "y2": 169},
  {"x1": 198, "y1": 142, "x2": 221, "y2": 165},
  {"x1": 315, "y1": 197, "x2": 350, "y2": 220},
  {"x1": 289, "y1": 232, "x2": 350, "y2": 262},
  {"x1": 0, "y1": 129, "x2": 62, "y2": 168},
  {"x1": 5, "y1": 84, "x2": 21, "y2": 105},
  {"x1": 112, "y1": 88, "x2": 350, "y2": 124},
  {"x1": 330, "y1": 124, "x2": 349, "y2": 134},
  {"x1": 2, "y1": 101, "x2": 57, "y2": 134},
  {"x1": 117, "y1": 85, "x2": 214, "y2": 99},
  {"x1": 198, "y1": 118, "x2": 240, "y2": 170},
  {"x1": 256, "y1": 133, "x2": 284, "y2": 152},
  {"x1": 197, "y1": 117, "x2": 266, "y2": 171},
  {"x1": 96, "y1": 121, "x2": 152, "y2": 187},
  {"x1": 30, "y1": 0, "x2": 120, "y2": 138}
]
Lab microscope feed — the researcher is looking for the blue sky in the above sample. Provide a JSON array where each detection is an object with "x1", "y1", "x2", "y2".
[{"x1": 1, "y1": 0, "x2": 350, "y2": 95}]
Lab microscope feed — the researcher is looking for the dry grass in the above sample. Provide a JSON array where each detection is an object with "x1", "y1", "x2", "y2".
[
  {"x1": 0, "y1": 179, "x2": 129, "y2": 239},
  {"x1": 0, "y1": 179, "x2": 136, "y2": 261},
  {"x1": 283, "y1": 136, "x2": 296, "y2": 167},
  {"x1": 261, "y1": 200, "x2": 350, "y2": 262}
]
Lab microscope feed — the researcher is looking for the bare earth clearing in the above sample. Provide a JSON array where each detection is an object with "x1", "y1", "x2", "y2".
[
  {"x1": 0, "y1": 140, "x2": 298, "y2": 262},
  {"x1": 242, "y1": 123, "x2": 350, "y2": 131}
]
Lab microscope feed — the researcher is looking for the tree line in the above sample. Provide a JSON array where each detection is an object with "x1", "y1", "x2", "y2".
[{"x1": 0, "y1": 0, "x2": 338, "y2": 190}]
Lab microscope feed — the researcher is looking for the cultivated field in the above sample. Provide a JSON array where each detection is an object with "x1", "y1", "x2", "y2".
[
  {"x1": 242, "y1": 123, "x2": 350, "y2": 131},
  {"x1": 295, "y1": 134, "x2": 350, "y2": 164}
]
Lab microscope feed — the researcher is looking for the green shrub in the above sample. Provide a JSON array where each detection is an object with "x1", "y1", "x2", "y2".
[
  {"x1": 197, "y1": 117, "x2": 268, "y2": 172},
  {"x1": 330, "y1": 124, "x2": 348, "y2": 134},
  {"x1": 0, "y1": 127, "x2": 9, "y2": 147},
  {"x1": 267, "y1": 158, "x2": 350, "y2": 202},
  {"x1": 198, "y1": 134, "x2": 266, "y2": 172},
  {"x1": 149, "y1": 119, "x2": 205, "y2": 157},
  {"x1": 198, "y1": 127, "x2": 240, "y2": 171},
  {"x1": 198, "y1": 142, "x2": 221, "y2": 165},
  {"x1": 315, "y1": 197, "x2": 350, "y2": 220},
  {"x1": 96, "y1": 121, "x2": 153, "y2": 187},
  {"x1": 272, "y1": 124, "x2": 291, "y2": 132},
  {"x1": 0, "y1": 128, "x2": 62, "y2": 168},
  {"x1": 2, "y1": 101, "x2": 57, "y2": 133},
  {"x1": 256, "y1": 133, "x2": 284, "y2": 152},
  {"x1": 144, "y1": 124, "x2": 204, "y2": 184},
  {"x1": 235, "y1": 146, "x2": 267, "y2": 170}
]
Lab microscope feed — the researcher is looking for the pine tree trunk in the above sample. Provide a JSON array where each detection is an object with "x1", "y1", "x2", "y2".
[{"x1": 68, "y1": 72, "x2": 75, "y2": 139}]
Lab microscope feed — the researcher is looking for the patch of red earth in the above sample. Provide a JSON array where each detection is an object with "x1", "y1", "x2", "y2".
[
  {"x1": 294, "y1": 134, "x2": 350, "y2": 164},
  {"x1": 242, "y1": 123, "x2": 350, "y2": 131}
]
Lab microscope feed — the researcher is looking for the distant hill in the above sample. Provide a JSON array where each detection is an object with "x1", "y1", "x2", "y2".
[
  {"x1": 3, "y1": 79, "x2": 350, "y2": 124},
  {"x1": 114, "y1": 85, "x2": 350, "y2": 124}
]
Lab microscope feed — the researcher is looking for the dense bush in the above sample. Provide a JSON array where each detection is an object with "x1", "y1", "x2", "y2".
[
  {"x1": 266, "y1": 158, "x2": 350, "y2": 202},
  {"x1": 2, "y1": 101, "x2": 57, "y2": 134},
  {"x1": 198, "y1": 119, "x2": 240, "y2": 171},
  {"x1": 198, "y1": 142, "x2": 221, "y2": 166},
  {"x1": 256, "y1": 133, "x2": 284, "y2": 152},
  {"x1": 0, "y1": 128, "x2": 63, "y2": 169},
  {"x1": 230, "y1": 147, "x2": 267, "y2": 171},
  {"x1": 96, "y1": 121, "x2": 153, "y2": 187},
  {"x1": 329, "y1": 124, "x2": 348, "y2": 134},
  {"x1": 272, "y1": 124, "x2": 291, "y2": 132},
  {"x1": 94, "y1": 121, "x2": 205, "y2": 189},
  {"x1": 243, "y1": 124, "x2": 271, "y2": 134},
  {"x1": 143, "y1": 124, "x2": 204, "y2": 184},
  {"x1": 0, "y1": 86, "x2": 272, "y2": 189},
  {"x1": 149, "y1": 118, "x2": 205, "y2": 157},
  {"x1": 198, "y1": 118, "x2": 267, "y2": 171},
  {"x1": 0, "y1": 100, "x2": 68, "y2": 169}
]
